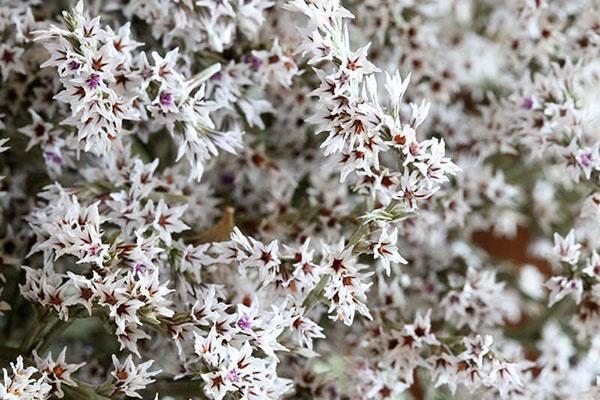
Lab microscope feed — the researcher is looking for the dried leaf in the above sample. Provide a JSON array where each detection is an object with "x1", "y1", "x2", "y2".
[{"x1": 195, "y1": 207, "x2": 234, "y2": 244}]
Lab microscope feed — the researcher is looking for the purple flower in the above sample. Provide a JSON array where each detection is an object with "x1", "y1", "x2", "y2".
[
  {"x1": 159, "y1": 92, "x2": 173, "y2": 107},
  {"x1": 220, "y1": 171, "x2": 235, "y2": 185},
  {"x1": 68, "y1": 60, "x2": 81, "y2": 70},
  {"x1": 43, "y1": 151, "x2": 63, "y2": 164},
  {"x1": 134, "y1": 263, "x2": 147, "y2": 274},
  {"x1": 521, "y1": 97, "x2": 534, "y2": 110},
  {"x1": 580, "y1": 152, "x2": 593, "y2": 167},
  {"x1": 227, "y1": 369, "x2": 240, "y2": 382},
  {"x1": 237, "y1": 314, "x2": 252, "y2": 330},
  {"x1": 87, "y1": 73, "x2": 101, "y2": 89},
  {"x1": 87, "y1": 245, "x2": 101, "y2": 256},
  {"x1": 243, "y1": 55, "x2": 263, "y2": 72},
  {"x1": 211, "y1": 71, "x2": 222, "y2": 81}
]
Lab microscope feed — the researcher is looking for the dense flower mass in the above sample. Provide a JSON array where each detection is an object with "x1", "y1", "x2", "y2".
[{"x1": 0, "y1": 0, "x2": 599, "y2": 399}]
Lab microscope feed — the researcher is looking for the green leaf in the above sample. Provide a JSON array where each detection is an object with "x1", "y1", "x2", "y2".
[
  {"x1": 188, "y1": 63, "x2": 221, "y2": 91},
  {"x1": 302, "y1": 275, "x2": 331, "y2": 313},
  {"x1": 347, "y1": 223, "x2": 369, "y2": 249}
]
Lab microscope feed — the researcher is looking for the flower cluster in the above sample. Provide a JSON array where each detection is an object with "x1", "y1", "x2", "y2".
[
  {"x1": 0, "y1": 356, "x2": 51, "y2": 399},
  {"x1": 288, "y1": 0, "x2": 459, "y2": 210},
  {"x1": 34, "y1": 1, "x2": 245, "y2": 180},
  {"x1": 121, "y1": 0, "x2": 275, "y2": 53},
  {"x1": 0, "y1": 0, "x2": 599, "y2": 399}
]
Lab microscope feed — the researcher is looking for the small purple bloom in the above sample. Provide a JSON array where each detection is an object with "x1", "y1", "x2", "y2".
[
  {"x1": 243, "y1": 55, "x2": 263, "y2": 72},
  {"x1": 227, "y1": 369, "x2": 240, "y2": 382},
  {"x1": 424, "y1": 282, "x2": 436, "y2": 294},
  {"x1": 68, "y1": 60, "x2": 81, "y2": 70},
  {"x1": 87, "y1": 245, "x2": 101, "y2": 256},
  {"x1": 521, "y1": 97, "x2": 534, "y2": 110},
  {"x1": 43, "y1": 151, "x2": 63, "y2": 164},
  {"x1": 211, "y1": 71, "x2": 222, "y2": 81},
  {"x1": 159, "y1": 92, "x2": 173, "y2": 106},
  {"x1": 134, "y1": 263, "x2": 147, "y2": 274},
  {"x1": 237, "y1": 314, "x2": 252, "y2": 330},
  {"x1": 580, "y1": 152, "x2": 593, "y2": 167},
  {"x1": 409, "y1": 142, "x2": 420, "y2": 156},
  {"x1": 87, "y1": 73, "x2": 101, "y2": 89},
  {"x1": 220, "y1": 171, "x2": 235, "y2": 185}
]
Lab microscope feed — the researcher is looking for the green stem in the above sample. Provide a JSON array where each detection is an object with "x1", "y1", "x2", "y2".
[
  {"x1": 35, "y1": 319, "x2": 73, "y2": 355},
  {"x1": 0, "y1": 345, "x2": 112, "y2": 399},
  {"x1": 141, "y1": 378, "x2": 207, "y2": 398},
  {"x1": 63, "y1": 381, "x2": 113, "y2": 400},
  {"x1": 346, "y1": 222, "x2": 370, "y2": 251},
  {"x1": 301, "y1": 274, "x2": 331, "y2": 313},
  {"x1": 0, "y1": 344, "x2": 25, "y2": 364},
  {"x1": 20, "y1": 310, "x2": 53, "y2": 354}
]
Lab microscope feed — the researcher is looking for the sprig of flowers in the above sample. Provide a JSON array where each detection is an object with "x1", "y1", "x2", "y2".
[{"x1": 0, "y1": 0, "x2": 599, "y2": 399}]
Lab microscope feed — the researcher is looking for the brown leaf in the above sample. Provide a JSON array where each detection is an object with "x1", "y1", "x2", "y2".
[{"x1": 195, "y1": 207, "x2": 235, "y2": 244}]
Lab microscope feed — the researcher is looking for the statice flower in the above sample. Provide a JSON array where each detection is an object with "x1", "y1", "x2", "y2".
[
  {"x1": 0, "y1": 356, "x2": 52, "y2": 400},
  {"x1": 34, "y1": 1, "x2": 244, "y2": 180},
  {"x1": 1, "y1": 0, "x2": 599, "y2": 399},
  {"x1": 32, "y1": 348, "x2": 85, "y2": 398},
  {"x1": 111, "y1": 354, "x2": 160, "y2": 398}
]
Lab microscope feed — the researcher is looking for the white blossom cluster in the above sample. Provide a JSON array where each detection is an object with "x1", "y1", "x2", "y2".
[{"x1": 0, "y1": 0, "x2": 599, "y2": 399}]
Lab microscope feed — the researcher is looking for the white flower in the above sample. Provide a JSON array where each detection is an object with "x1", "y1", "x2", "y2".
[
  {"x1": 289, "y1": 307, "x2": 325, "y2": 353},
  {"x1": 111, "y1": 355, "x2": 160, "y2": 398},
  {"x1": 0, "y1": 43, "x2": 25, "y2": 80},
  {"x1": 194, "y1": 326, "x2": 224, "y2": 367},
  {"x1": 324, "y1": 266, "x2": 374, "y2": 325},
  {"x1": 403, "y1": 310, "x2": 440, "y2": 347},
  {"x1": 583, "y1": 252, "x2": 600, "y2": 278},
  {"x1": 370, "y1": 226, "x2": 407, "y2": 275},
  {"x1": 519, "y1": 265, "x2": 545, "y2": 300},
  {"x1": 552, "y1": 230, "x2": 581, "y2": 265},
  {"x1": 19, "y1": 110, "x2": 59, "y2": 151},
  {"x1": 0, "y1": 356, "x2": 51, "y2": 400},
  {"x1": 152, "y1": 199, "x2": 189, "y2": 245},
  {"x1": 490, "y1": 360, "x2": 528, "y2": 397},
  {"x1": 460, "y1": 334, "x2": 493, "y2": 368},
  {"x1": 546, "y1": 276, "x2": 583, "y2": 306},
  {"x1": 32, "y1": 348, "x2": 84, "y2": 398}
]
